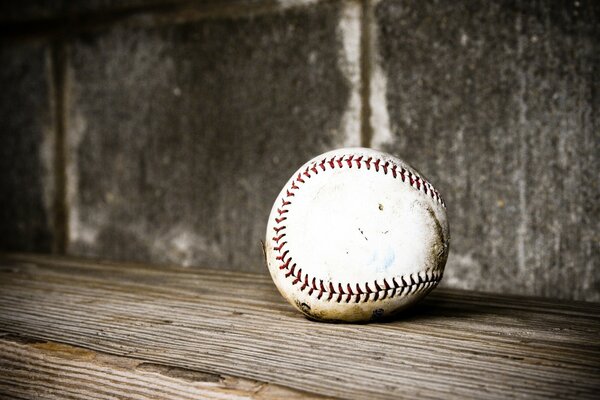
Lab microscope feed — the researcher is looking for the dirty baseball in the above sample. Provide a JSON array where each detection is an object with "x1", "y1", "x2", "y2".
[{"x1": 265, "y1": 148, "x2": 450, "y2": 322}]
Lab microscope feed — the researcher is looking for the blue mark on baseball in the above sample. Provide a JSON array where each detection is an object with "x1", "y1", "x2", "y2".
[{"x1": 369, "y1": 243, "x2": 396, "y2": 273}]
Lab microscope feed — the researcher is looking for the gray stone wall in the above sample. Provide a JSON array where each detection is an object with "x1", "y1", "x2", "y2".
[
  {"x1": 0, "y1": 0, "x2": 598, "y2": 301},
  {"x1": 0, "y1": 42, "x2": 56, "y2": 253}
]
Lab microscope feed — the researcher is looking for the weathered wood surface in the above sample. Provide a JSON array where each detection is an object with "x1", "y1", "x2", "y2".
[
  {"x1": 0, "y1": 254, "x2": 598, "y2": 399},
  {"x1": 0, "y1": 336, "x2": 326, "y2": 399}
]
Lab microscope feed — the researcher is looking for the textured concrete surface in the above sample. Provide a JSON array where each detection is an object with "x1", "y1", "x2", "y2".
[
  {"x1": 0, "y1": 42, "x2": 55, "y2": 253},
  {"x1": 66, "y1": 2, "x2": 360, "y2": 270},
  {"x1": 0, "y1": 1, "x2": 323, "y2": 23},
  {"x1": 0, "y1": 0, "x2": 184, "y2": 22},
  {"x1": 373, "y1": 0, "x2": 600, "y2": 301}
]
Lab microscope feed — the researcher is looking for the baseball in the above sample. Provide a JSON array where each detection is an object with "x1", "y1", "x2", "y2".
[{"x1": 265, "y1": 148, "x2": 450, "y2": 322}]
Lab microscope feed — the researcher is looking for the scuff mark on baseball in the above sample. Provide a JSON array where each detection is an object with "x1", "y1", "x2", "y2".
[{"x1": 265, "y1": 148, "x2": 450, "y2": 322}]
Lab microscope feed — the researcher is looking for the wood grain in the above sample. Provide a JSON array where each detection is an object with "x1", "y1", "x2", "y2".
[
  {"x1": 0, "y1": 336, "x2": 328, "y2": 399},
  {"x1": 0, "y1": 254, "x2": 599, "y2": 399}
]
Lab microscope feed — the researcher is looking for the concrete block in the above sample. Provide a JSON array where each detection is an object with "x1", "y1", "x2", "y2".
[
  {"x1": 372, "y1": 0, "x2": 599, "y2": 300},
  {"x1": 66, "y1": 2, "x2": 361, "y2": 271}
]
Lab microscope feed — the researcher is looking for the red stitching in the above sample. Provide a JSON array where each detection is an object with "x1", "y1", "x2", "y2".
[
  {"x1": 286, "y1": 263, "x2": 296, "y2": 278},
  {"x1": 272, "y1": 153, "x2": 445, "y2": 303},
  {"x1": 346, "y1": 155, "x2": 354, "y2": 168},
  {"x1": 276, "y1": 250, "x2": 289, "y2": 261},
  {"x1": 279, "y1": 258, "x2": 291, "y2": 270},
  {"x1": 301, "y1": 275, "x2": 309, "y2": 290},
  {"x1": 329, "y1": 282, "x2": 336, "y2": 294},
  {"x1": 318, "y1": 280, "x2": 325, "y2": 299},
  {"x1": 355, "y1": 156, "x2": 363, "y2": 168},
  {"x1": 356, "y1": 284, "x2": 363, "y2": 295},
  {"x1": 272, "y1": 233, "x2": 286, "y2": 243}
]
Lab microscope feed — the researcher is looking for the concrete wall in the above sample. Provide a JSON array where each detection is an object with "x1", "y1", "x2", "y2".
[{"x1": 1, "y1": 0, "x2": 598, "y2": 301}]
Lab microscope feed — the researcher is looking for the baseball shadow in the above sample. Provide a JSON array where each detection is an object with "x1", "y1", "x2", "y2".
[
  {"x1": 303, "y1": 290, "x2": 497, "y2": 325},
  {"x1": 376, "y1": 291, "x2": 501, "y2": 324}
]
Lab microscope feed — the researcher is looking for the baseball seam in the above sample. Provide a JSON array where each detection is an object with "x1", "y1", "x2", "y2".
[{"x1": 272, "y1": 154, "x2": 445, "y2": 303}]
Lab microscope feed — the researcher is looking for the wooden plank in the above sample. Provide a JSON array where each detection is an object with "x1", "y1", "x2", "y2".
[
  {"x1": 0, "y1": 335, "x2": 328, "y2": 399},
  {"x1": 0, "y1": 253, "x2": 599, "y2": 399}
]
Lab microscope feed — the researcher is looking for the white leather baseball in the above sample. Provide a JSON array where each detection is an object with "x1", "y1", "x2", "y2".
[{"x1": 265, "y1": 148, "x2": 450, "y2": 322}]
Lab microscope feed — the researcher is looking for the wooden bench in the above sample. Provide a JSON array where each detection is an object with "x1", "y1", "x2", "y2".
[{"x1": 0, "y1": 254, "x2": 598, "y2": 399}]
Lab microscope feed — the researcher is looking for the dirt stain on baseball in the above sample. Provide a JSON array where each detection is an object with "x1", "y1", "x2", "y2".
[
  {"x1": 426, "y1": 207, "x2": 450, "y2": 267},
  {"x1": 299, "y1": 302, "x2": 311, "y2": 313},
  {"x1": 358, "y1": 228, "x2": 369, "y2": 241}
]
